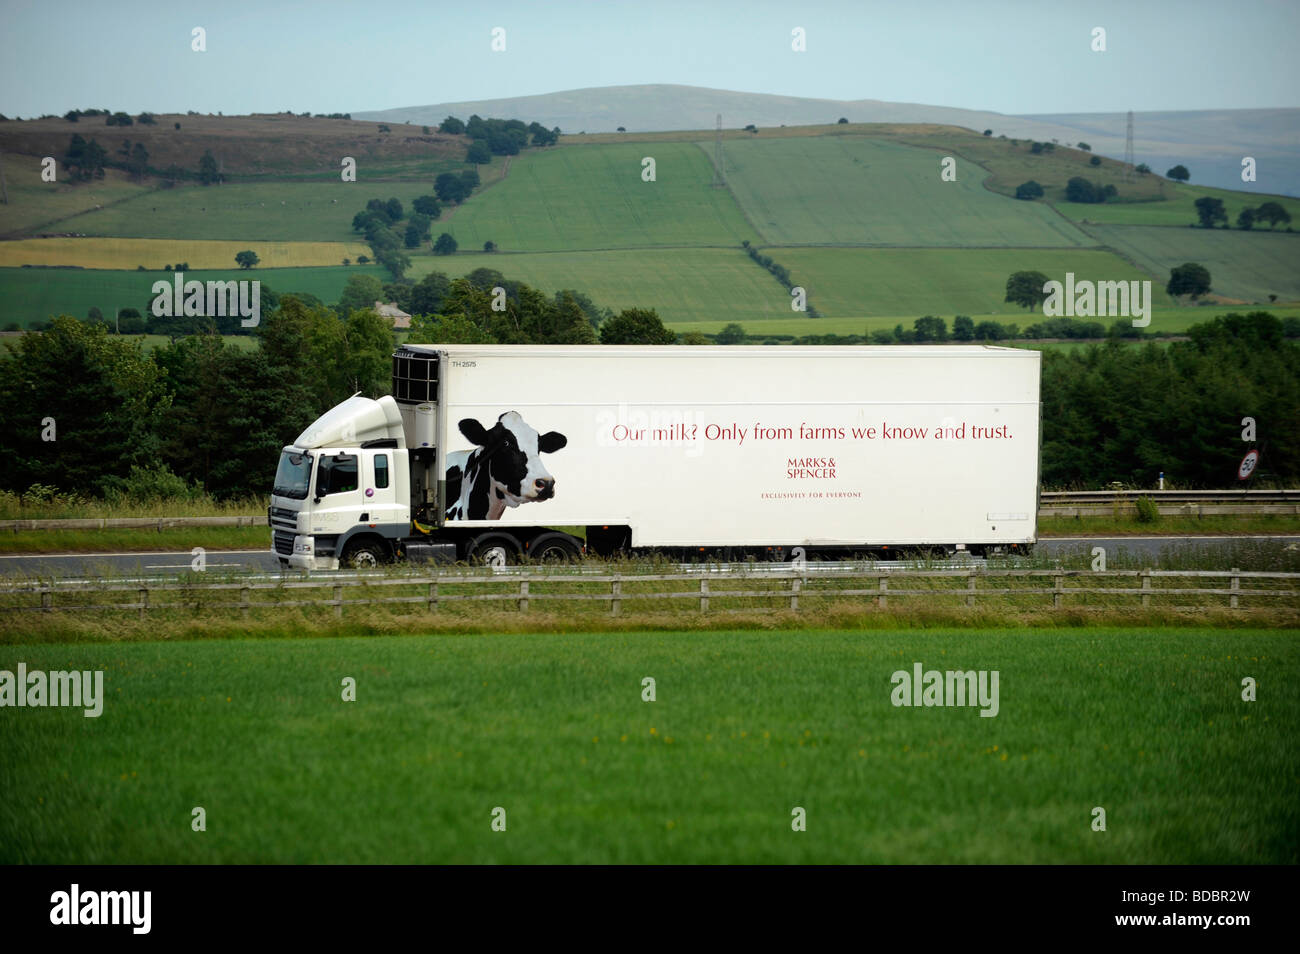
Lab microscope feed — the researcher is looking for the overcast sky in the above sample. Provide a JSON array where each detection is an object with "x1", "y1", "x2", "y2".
[{"x1": 3, "y1": 0, "x2": 1296, "y2": 117}]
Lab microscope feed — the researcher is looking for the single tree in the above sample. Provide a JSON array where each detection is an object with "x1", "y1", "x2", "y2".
[
  {"x1": 1066, "y1": 177, "x2": 1099, "y2": 203},
  {"x1": 198, "y1": 150, "x2": 221, "y2": 185},
  {"x1": 599, "y1": 308, "x2": 677, "y2": 345},
  {"x1": 433, "y1": 233, "x2": 458, "y2": 256},
  {"x1": 1237, "y1": 207, "x2": 1255, "y2": 230},
  {"x1": 1166, "y1": 164, "x2": 1190, "y2": 182},
  {"x1": 412, "y1": 195, "x2": 441, "y2": 217},
  {"x1": 952, "y1": 316, "x2": 974, "y2": 341},
  {"x1": 1254, "y1": 201, "x2": 1292, "y2": 229},
  {"x1": 483, "y1": 241, "x2": 497, "y2": 252},
  {"x1": 715, "y1": 323, "x2": 746, "y2": 345},
  {"x1": 1014, "y1": 180, "x2": 1044, "y2": 200},
  {"x1": 912, "y1": 316, "x2": 948, "y2": 342},
  {"x1": 434, "y1": 172, "x2": 468, "y2": 204},
  {"x1": 337, "y1": 274, "x2": 386, "y2": 315},
  {"x1": 466, "y1": 140, "x2": 491, "y2": 164},
  {"x1": 1193, "y1": 196, "x2": 1227, "y2": 229},
  {"x1": 439, "y1": 116, "x2": 465, "y2": 135},
  {"x1": 1005, "y1": 271, "x2": 1051, "y2": 310},
  {"x1": 1166, "y1": 262, "x2": 1211, "y2": 299},
  {"x1": 235, "y1": 250, "x2": 259, "y2": 269}
]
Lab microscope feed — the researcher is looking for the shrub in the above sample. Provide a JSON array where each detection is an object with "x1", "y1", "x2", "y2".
[
  {"x1": 101, "y1": 463, "x2": 204, "y2": 503},
  {"x1": 1134, "y1": 496, "x2": 1161, "y2": 524}
]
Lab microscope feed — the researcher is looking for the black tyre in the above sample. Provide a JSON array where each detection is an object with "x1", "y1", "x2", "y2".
[
  {"x1": 467, "y1": 534, "x2": 521, "y2": 567},
  {"x1": 529, "y1": 533, "x2": 582, "y2": 563},
  {"x1": 341, "y1": 538, "x2": 389, "y2": 569}
]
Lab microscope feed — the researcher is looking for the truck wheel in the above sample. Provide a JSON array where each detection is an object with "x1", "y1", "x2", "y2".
[
  {"x1": 528, "y1": 533, "x2": 581, "y2": 563},
  {"x1": 467, "y1": 533, "x2": 521, "y2": 567},
  {"x1": 341, "y1": 538, "x2": 389, "y2": 569}
]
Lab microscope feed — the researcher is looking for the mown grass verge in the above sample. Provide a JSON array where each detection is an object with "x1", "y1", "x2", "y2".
[{"x1": 1, "y1": 626, "x2": 1294, "y2": 863}]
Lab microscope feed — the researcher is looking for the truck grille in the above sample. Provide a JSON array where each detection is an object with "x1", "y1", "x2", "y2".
[
  {"x1": 269, "y1": 506, "x2": 298, "y2": 533},
  {"x1": 273, "y1": 530, "x2": 294, "y2": 556}
]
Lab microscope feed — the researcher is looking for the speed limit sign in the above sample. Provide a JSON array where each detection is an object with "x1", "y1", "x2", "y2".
[{"x1": 1237, "y1": 449, "x2": 1260, "y2": 481}]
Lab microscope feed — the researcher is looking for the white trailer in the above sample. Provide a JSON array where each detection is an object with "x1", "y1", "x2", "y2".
[{"x1": 270, "y1": 344, "x2": 1040, "y2": 569}]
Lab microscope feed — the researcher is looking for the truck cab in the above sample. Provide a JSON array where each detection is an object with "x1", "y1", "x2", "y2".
[{"x1": 270, "y1": 394, "x2": 413, "y2": 571}]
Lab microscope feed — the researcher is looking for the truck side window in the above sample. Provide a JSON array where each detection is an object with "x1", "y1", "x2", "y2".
[
  {"x1": 374, "y1": 454, "x2": 389, "y2": 489},
  {"x1": 316, "y1": 455, "x2": 358, "y2": 496}
]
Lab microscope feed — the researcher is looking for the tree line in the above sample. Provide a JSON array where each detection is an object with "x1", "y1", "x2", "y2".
[{"x1": 1, "y1": 302, "x2": 1293, "y2": 501}]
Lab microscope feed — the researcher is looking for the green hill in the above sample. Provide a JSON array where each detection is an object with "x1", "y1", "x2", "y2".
[
  {"x1": 713, "y1": 135, "x2": 1095, "y2": 247},
  {"x1": 1087, "y1": 225, "x2": 1300, "y2": 303},
  {"x1": 2, "y1": 113, "x2": 1295, "y2": 330},
  {"x1": 441, "y1": 142, "x2": 751, "y2": 251}
]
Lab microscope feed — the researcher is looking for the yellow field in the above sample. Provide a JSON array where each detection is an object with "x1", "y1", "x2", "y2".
[{"x1": 0, "y1": 237, "x2": 371, "y2": 270}]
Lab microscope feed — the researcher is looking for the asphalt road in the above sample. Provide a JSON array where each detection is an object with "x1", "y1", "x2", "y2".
[{"x1": 0, "y1": 535, "x2": 1295, "y2": 579}]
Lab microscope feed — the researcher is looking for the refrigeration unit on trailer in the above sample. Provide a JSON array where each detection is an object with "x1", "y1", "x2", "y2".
[{"x1": 269, "y1": 344, "x2": 1041, "y2": 569}]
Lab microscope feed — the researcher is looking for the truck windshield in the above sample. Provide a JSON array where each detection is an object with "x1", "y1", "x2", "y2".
[{"x1": 273, "y1": 450, "x2": 313, "y2": 500}]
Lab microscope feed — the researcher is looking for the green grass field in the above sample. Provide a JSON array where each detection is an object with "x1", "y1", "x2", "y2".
[
  {"x1": 409, "y1": 247, "x2": 793, "y2": 323},
  {"x1": 0, "y1": 264, "x2": 387, "y2": 326},
  {"x1": 666, "y1": 304, "x2": 1300, "y2": 337},
  {"x1": 0, "y1": 156, "x2": 152, "y2": 236},
  {"x1": 714, "y1": 136, "x2": 1096, "y2": 247},
  {"x1": 1055, "y1": 182, "x2": 1300, "y2": 228},
  {"x1": 408, "y1": 245, "x2": 1180, "y2": 328},
  {"x1": 1086, "y1": 225, "x2": 1300, "y2": 304},
  {"x1": 747, "y1": 247, "x2": 1173, "y2": 320},
  {"x1": 439, "y1": 143, "x2": 752, "y2": 252},
  {"x1": 22, "y1": 175, "x2": 485, "y2": 243},
  {"x1": 1, "y1": 627, "x2": 1293, "y2": 863}
]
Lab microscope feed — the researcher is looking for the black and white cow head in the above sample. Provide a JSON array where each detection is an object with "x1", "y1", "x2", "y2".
[{"x1": 445, "y1": 411, "x2": 567, "y2": 521}]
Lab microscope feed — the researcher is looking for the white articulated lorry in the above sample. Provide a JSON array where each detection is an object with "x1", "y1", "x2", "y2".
[{"x1": 270, "y1": 344, "x2": 1041, "y2": 569}]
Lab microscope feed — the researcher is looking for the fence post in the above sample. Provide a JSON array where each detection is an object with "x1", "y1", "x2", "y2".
[
  {"x1": 966, "y1": 569, "x2": 976, "y2": 608},
  {"x1": 878, "y1": 575, "x2": 887, "y2": 609},
  {"x1": 790, "y1": 576, "x2": 801, "y2": 612},
  {"x1": 334, "y1": 584, "x2": 342, "y2": 618},
  {"x1": 138, "y1": 587, "x2": 148, "y2": 620},
  {"x1": 1141, "y1": 570, "x2": 1151, "y2": 609},
  {"x1": 240, "y1": 585, "x2": 250, "y2": 619},
  {"x1": 611, "y1": 577, "x2": 621, "y2": 617},
  {"x1": 1053, "y1": 571, "x2": 1063, "y2": 610},
  {"x1": 1230, "y1": 567, "x2": 1239, "y2": 609},
  {"x1": 428, "y1": 581, "x2": 438, "y2": 613},
  {"x1": 519, "y1": 579, "x2": 529, "y2": 612},
  {"x1": 699, "y1": 578, "x2": 709, "y2": 613},
  {"x1": 41, "y1": 586, "x2": 51, "y2": 613}
]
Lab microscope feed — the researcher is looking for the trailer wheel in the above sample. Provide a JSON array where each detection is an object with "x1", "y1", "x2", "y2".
[
  {"x1": 528, "y1": 532, "x2": 582, "y2": 563},
  {"x1": 467, "y1": 533, "x2": 521, "y2": 567},
  {"x1": 341, "y1": 537, "x2": 389, "y2": 569}
]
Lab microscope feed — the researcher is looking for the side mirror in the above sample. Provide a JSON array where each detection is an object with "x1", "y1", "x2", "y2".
[{"x1": 313, "y1": 496, "x2": 321, "y2": 504}]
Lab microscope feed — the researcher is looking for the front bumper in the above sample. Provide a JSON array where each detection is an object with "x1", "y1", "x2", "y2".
[{"x1": 279, "y1": 534, "x2": 339, "y2": 571}]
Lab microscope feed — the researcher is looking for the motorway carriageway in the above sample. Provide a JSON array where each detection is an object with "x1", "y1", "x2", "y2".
[{"x1": 0, "y1": 536, "x2": 1296, "y2": 580}]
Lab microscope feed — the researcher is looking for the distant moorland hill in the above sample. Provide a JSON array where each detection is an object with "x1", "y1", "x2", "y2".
[{"x1": 355, "y1": 85, "x2": 1300, "y2": 196}]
